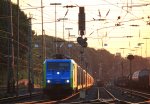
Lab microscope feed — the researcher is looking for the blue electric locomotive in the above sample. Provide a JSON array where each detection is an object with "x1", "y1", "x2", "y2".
[{"x1": 43, "y1": 58, "x2": 94, "y2": 95}]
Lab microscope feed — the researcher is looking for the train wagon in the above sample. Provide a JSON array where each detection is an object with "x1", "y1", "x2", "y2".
[
  {"x1": 43, "y1": 58, "x2": 94, "y2": 96},
  {"x1": 131, "y1": 69, "x2": 150, "y2": 88}
]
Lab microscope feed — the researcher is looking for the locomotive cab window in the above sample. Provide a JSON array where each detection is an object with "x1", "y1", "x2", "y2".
[{"x1": 47, "y1": 62, "x2": 70, "y2": 70}]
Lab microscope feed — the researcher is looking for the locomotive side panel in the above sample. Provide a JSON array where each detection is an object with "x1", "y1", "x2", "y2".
[
  {"x1": 71, "y1": 60, "x2": 78, "y2": 91},
  {"x1": 77, "y1": 66, "x2": 82, "y2": 90}
]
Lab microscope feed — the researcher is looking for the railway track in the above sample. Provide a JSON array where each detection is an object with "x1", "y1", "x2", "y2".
[
  {"x1": 0, "y1": 92, "x2": 42, "y2": 104},
  {"x1": 16, "y1": 92, "x2": 80, "y2": 104},
  {"x1": 83, "y1": 87, "x2": 129, "y2": 104},
  {"x1": 2, "y1": 86, "x2": 150, "y2": 104},
  {"x1": 122, "y1": 87, "x2": 150, "y2": 99},
  {"x1": 117, "y1": 87, "x2": 150, "y2": 103},
  {"x1": 59, "y1": 87, "x2": 129, "y2": 104},
  {"x1": 106, "y1": 85, "x2": 150, "y2": 103}
]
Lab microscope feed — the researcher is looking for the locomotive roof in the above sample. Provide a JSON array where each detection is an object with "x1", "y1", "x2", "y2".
[{"x1": 44, "y1": 58, "x2": 76, "y2": 64}]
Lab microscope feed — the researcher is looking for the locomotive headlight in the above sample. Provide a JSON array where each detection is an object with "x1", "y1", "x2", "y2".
[
  {"x1": 57, "y1": 72, "x2": 60, "y2": 75},
  {"x1": 47, "y1": 80, "x2": 51, "y2": 83},
  {"x1": 66, "y1": 80, "x2": 70, "y2": 83}
]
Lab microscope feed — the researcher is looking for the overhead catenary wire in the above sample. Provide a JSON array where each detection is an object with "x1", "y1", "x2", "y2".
[{"x1": 9, "y1": 0, "x2": 150, "y2": 58}]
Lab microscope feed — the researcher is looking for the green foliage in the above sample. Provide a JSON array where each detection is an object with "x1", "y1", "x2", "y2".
[{"x1": 0, "y1": 0, "x2": 30, "y2": 86}]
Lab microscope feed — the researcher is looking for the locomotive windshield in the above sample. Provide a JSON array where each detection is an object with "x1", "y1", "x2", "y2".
[{"x1": 47, "y1": 62, "x2": 70, "y2": 70}]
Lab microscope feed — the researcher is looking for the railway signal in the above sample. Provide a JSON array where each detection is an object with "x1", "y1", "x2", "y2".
[
  {"x1": 127, "y1": 54, "x2": 134, "y2": 95},
  {"x1": 77, "y1": 7, "x2": 88, "y2": 48},
  {"x1": 78, "y1": 7, "x2": 85, "y2": 36},
  {"x1": 77, "y1": 37, "x2": 87, "y2": 47},
  {"x1": 127, "y1": 54, "x2": 134, "y2": 60}
]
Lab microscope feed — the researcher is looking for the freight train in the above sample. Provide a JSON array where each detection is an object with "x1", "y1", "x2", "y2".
[
  {"x1": 114, "y1": 69, "x2": 150, "y2": 89},
  {"x1": 131, "y1": 69, "x2": 150, "y2": 89},
  {"x1": 43, "y1": 55, "x2": 94, "y2": 96}
]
